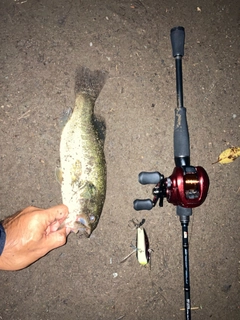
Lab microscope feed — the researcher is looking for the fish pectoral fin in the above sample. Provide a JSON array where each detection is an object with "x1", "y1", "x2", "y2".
[
  {"x1": 80, "y1": 181, "x2": 97, "y2": 198},
  {"x1": 55, "y1": 167, "x2": 63, "y2": 185}
]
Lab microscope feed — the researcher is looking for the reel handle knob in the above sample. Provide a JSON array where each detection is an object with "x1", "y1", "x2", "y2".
[
  {"x1": 138, "y1": 171, "x2": 162, "y2": 185},
  {"x1": 133, "y1": 199, "x2": 153, "y2": 211}
]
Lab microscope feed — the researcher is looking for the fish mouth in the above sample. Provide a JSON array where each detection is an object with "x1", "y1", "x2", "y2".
[{"x1": 74, "y1": 215, "x2": 92, "y2": 236}]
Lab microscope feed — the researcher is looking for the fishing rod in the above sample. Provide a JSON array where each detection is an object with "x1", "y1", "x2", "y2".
[{"x1": 133, "y1": 27, "x2": 210, "y2": 320}]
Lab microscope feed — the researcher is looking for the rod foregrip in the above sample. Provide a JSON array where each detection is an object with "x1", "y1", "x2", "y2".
[
  {"x1": 171, "y1": 26, "x2": 185, "y2": 57},
  {"x1": 177, "y1": 206, "x2": 192, "y2": 218},
  {"x1": 174, "y1": 106, "x2": 190, "y2": 160}
]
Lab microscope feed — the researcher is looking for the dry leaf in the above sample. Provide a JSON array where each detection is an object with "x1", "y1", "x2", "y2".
[{"x1": 213, "y1": 147, "x2": 240, "y2": 164}]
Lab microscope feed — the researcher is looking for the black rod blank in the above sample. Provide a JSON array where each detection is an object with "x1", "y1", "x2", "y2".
[{"x1": 181, "y1": 221, "x2": 191, "y2": 320}]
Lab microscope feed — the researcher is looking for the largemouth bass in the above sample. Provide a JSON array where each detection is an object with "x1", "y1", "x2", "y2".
[{"x1": 57, "y1": 67, "x2": 107, "y2": 237}]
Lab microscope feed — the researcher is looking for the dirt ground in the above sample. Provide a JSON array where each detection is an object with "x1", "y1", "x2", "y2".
[{"x1": 0, "y1": 0, "x2": 239, "y2": 319}]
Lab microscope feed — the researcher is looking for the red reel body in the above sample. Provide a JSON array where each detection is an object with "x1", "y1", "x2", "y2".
[{"x1": 166, "y1": 166, "x2": 209, "y2": 208}]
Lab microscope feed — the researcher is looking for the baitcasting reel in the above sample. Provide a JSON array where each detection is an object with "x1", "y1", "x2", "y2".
[{"x1": 134, "y1": 165, "x2": 209, "y2": 211}]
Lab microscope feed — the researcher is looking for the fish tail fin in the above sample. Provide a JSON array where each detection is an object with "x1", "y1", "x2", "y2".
[{"x1": 75, "y1": 67, "x2": 108, "y2": 100}]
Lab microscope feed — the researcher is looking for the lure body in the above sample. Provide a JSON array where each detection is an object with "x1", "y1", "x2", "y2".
[{"x1": 137, "y1": 227, "x2": 150, "y2": 265}]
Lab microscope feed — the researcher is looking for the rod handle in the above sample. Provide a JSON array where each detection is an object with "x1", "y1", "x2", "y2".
[
  {"x1": 170, "y1": 26, "x2": 185, "y2": 57},
  {"x1": 133, "y1": 199, "x2": 153, "y2": 211},
  {"x1": 138, "y1": 172, "x2": 162, "y2": 185},
  {"x1": 174, "y1": 107, "x2": 190, "y2": 159}
]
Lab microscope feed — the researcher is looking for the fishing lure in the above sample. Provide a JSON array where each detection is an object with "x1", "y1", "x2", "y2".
[
  {"x1": 136, "y1": 226, "x2": 150, "y2": 265},
  {"x1": 121, "y1": 219, "x2": 152, "y2": 266}
]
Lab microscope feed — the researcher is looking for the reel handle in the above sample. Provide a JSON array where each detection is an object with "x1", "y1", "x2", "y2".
[
  {"x1": 138, "y1": 171, "x2": 162, "y2": 185},
  {"x1": 133, "y1": 199, "x2": 153, "y2": 211}
]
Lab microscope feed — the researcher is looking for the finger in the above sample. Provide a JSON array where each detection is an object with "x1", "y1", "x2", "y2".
[
  {"x1": 45, "y1": 221, "x2": 60, "y2": 235},
  {"x1": 49, "y1": 220, "x2": 63, "y2": 233},
  {"x1": 42, "y1": 227, "x2": 68, "y2": 252},
  {"x1": 65, "y1": 227, "x2": 71, "y2": 236},
  {"x1": 46, "y1": 218, "x2": 70, "y2": 234},
  {"x1": 40, "y1": 204, "x2": 69, "y2": 226}
]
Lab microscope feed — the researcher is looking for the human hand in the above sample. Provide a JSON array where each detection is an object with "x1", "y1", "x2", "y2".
[{"x1": 0, "y1": 204, "x2": 70, "y2": 271}]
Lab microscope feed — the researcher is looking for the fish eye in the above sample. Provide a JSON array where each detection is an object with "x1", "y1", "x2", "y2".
[
  {"x1": 78, "y1": 217, "x2": 87, "y2": 226},
  {"x1": 89, "y1": 215, "x2": 96, "y2": 223}
]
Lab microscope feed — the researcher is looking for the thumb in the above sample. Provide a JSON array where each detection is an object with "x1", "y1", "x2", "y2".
[{"x1": 42, "y1": 227, "x2": 68, "y2": 252}]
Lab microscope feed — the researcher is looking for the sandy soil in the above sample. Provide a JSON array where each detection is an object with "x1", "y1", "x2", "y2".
[{"x1": 0, "y1": 0, "x2": 239, "y2": 319}]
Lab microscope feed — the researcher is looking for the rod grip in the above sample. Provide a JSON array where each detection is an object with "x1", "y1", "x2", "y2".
[
  {"x1": 174, "y1": 107, "x2": 190, "y2": 159},
  {"x1": 133, "y1": 199, "x2": 153, "y2": 211},
  {"x1": 170, "y1": 26, "x2": 185, "y2": 57}
]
